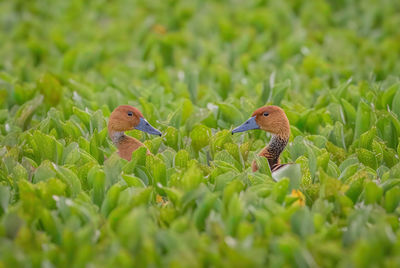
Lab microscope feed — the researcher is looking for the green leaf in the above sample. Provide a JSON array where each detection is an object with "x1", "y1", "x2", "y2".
[
  {"x1": 291, "y1": 207, "x2": 314, "y2": 238},
  {"x1": 364, "y1": 181, "x2": 383, "y2": 204},
  {"x1": 356, "y1": 148, "x2": 378, "y2": 169},
  {"x1": 379, "y1": 83, "x2": 399, "y2": 108},
  {"x1": 358, "y1": 127, "x2": 376, "y2": 150},
  {"x1": 384, "y1": 186, "x2": 400, "y2": 212},
  {"x1": 121, "y1": 174, "x2": 146, "y2": 188},
  {"x1": 39, "y1": 209, "x2": 60, "y2": 243},
  {"x1": 33, "y1": 160, "x2": 57, "y2": 183},
  {"x1": 254, "y1": 156, "x2": 272, "y2": 177},
  {"x1": 376, "y1": 114, "x2": 397, "y2": 149},
  {"x1": 190, "y1": 125, "x2": 211, "y2": 152},
  {"x1": 90, "y1": 110, "x2": 105, "y2": 133},
  {"x1": 88, "y1": 167, "x2": 106, "y2": 207},
  {"x1": 211, "y1": 130, "x2": 233, "y2": 157},
  {"x1": 174, "y1": 149, "x2": 189, "y2": 169},
  {"x1": 214, "y1": 65, "x2": 231, "y2": 99},
  {"x1": 0, "y1": 109, "x2": 8, "y2": 124},
  {"x1": 380, "y1": 179, "x2": 400, "y2": 193},
  {"x1": 55, "y1": 166, "x2": 82, "y2": 197},
  {"x1": 214, "y1": 150, "x2": 242, "y2": 171},
  {"x1": 30, "y1": 130, "x2": 64, "y2": 164},
  {"x1": 147, "y1": 155, "x2": 167, "y2": 187},
  {"x1": 185, "y1": 70, "x2": 198, "y2": 103},
  {"x1": 218, "y1": 103, "x2": 244, "y2": 125},
  {"x1": 339, "y1": 163, "x2": 359, "y2": 183},
  {"x1": 354, "y1": 101, "x2": 373, "y2": 140},
  {"x1": 0, "y1": 186, "x2": 10, "y2": 214},
  {"x1": 346, "y1": 178, "x2": 365, "y2": 203},
  {"x1": 392, "y1": 86, "x2": 400, "y2": 119},
  {"x1": 101, "y1": 183, "x2": 124, "y2": 216},
  {"x1": 73, "y1": 107, "x2": 92, "y2": 130},
  {"x1": 272, "y1": 80, "x2": 290, "y2": 105},
  {"x1": 194, "y1": 193, "x2": 218, "y2": 230},
  {"x1": 272, "y1": 178, "x2": 290, "y2": 204},
  {"x1": 179, "y1": 164, "x2": 203, "y2": 191},
  {"x1": 90, "y1": 131, "x2": 104, "y2": 164},
  {"x1": 162, "y1": 187, "x2": 183, "y2": 206},
  {"x1": 223, "y1": 179, "x2": 245, "y2": 208},
  {"x1": 37, "y1": 73, "x2": 63, "y2": 105},
  {"x1": 260, "y1": 80, "x2": 272, "y2": 104},
  {"x1": 340, "y1": 98, "x2": 356, "y2": 126},
  {"x1": 330, "y1": 121, "x2": 346, "y2": 149},
  {"x1": 164, "y1": 126, "x2": 179, "y2": 150},
  {"x1": 272, "y1": 164, "x2": 301, "y2": 190},
  {"x1": 3, "y1": 212, "x2": 24, "y2": 241},
  {"x1": 182, "y1": 98, "x2": 194, "y2": 123},
  {"x1": 131, "y1": 146, "x2": 148, "y2": 168},
  {"x1": 14, "y1": 95, "x2": 44, "y2": 130}
]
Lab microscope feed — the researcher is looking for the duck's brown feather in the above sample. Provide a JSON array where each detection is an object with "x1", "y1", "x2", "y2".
[{"x1": 116, "y1": 136, "x2": 150, "y2": 161}]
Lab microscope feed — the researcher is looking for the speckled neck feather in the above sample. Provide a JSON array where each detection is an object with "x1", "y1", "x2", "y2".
[{"x1": 260, "y1": 135, "x2": 288, "y2": 170}]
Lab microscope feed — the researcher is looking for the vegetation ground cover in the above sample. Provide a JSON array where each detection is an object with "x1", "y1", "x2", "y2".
[{"x1": 1, "y1": 0, "x2": 400, "y2": 267}]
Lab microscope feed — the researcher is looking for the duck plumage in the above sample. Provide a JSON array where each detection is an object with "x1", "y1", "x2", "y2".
[
  {"x1": 108, "y1": 105, "x2": 161, "y2": 161},
  {"x1": 232, "y1": 105, "x2": 290, "y2": 172}
]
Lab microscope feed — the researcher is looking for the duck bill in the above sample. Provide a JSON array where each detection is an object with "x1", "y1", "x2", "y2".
[
  {"x1": 232, "y1": 116, "x2": 260, "y2": 134},
  {"x1": 135, "y1": 118, "x2": 162, "y2": 136}
]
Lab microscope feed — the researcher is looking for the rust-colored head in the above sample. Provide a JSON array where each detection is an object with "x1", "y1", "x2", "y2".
[
  {"x1": 108, "y1": 105, "x2": 143, "y2": 132},
  {"x1": 108, "y1": 105, "x2": 161, "y2": 136},
  {"x1": 232, "y1": 106, "x2": 290, "y2": 139}
]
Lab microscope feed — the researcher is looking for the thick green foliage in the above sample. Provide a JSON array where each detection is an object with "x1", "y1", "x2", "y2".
[{"x1": 1, "y1": 0, "x2": 400, "y2": 267}]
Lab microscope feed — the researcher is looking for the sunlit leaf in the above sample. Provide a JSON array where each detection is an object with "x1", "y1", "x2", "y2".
[
  {"x1": 190, "y1": 125, "x2": 211, "y2": 152},
  {"x1": 354, "y1": 101, "x2": 373, "y2": 140}
]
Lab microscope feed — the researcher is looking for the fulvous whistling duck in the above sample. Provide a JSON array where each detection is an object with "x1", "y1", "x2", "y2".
[
  {"x1": 232, "y1": 106, "x2": 290, "y2": 172},
  {"x1": 108, "y1": 105, "x2": 162, "y2": 161}
]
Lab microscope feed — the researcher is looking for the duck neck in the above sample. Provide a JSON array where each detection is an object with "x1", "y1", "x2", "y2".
[
  {"x1": 262, "y1": 135, "x2": 288, "y2": 168},
  {"x1": 109, "y1": 130, "x2": 126, "y2": 145}
]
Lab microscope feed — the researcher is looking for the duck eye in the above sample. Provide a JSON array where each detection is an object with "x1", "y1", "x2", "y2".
[
  {"x1": 127, "y1": 111, "x2": 133, "y2": 117},
  {"x1": 263, "y1": 112, "x2": 269, "y2": 117}
]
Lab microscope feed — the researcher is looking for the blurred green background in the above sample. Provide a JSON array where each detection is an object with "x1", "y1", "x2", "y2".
[{"x1": 1, "y1": 0, "x2": 400, "y2": 267}]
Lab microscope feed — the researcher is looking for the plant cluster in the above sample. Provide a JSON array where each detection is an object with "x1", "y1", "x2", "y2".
[{"x1": 1, "y1": 0, "x2": 400, "y2": 267}]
